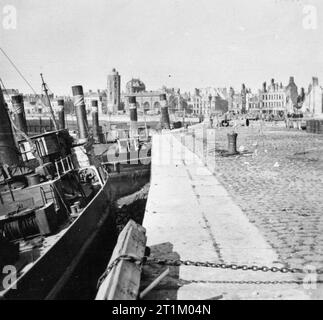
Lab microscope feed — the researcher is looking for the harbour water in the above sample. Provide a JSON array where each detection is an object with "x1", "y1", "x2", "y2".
[{"x1": 55, "y1": 175, "x2": 150, "y2": 300}]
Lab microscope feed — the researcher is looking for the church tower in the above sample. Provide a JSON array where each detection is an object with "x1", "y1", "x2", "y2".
[{"x1": 107, "y1": 68, "x2": 121, "y2": 113}]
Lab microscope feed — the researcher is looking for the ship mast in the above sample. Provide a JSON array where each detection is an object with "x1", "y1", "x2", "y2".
[{"x1": 40, "y1": 73, "x2": 59, "y2": 131}]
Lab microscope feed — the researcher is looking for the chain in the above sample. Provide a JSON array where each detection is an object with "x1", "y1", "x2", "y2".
[
  {"x1": 181, "y1": 279, "x2": 323, "y2": 285},
  {"x1": 144, "y1": 257, "x2": 323, "y2": 275},
  {"x1": 97, "y1": 255, "x2": 323, "y2": 289},
  {"x1": 97, "y1": 254, "x2": 143, "y2": 289}
]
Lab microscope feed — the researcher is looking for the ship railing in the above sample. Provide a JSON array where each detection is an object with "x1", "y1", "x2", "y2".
[
  {"x1": 55, "y1": 155, "x2": 74, "y2": 178},
  {"x1": 101, "y1": 156, "x2": 151, "y2": 171},
  {"x1": 40, "y1": 185, "x2": 59, "y2": 210}
]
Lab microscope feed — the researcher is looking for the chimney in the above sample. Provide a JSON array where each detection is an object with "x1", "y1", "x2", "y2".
[
  {"x1": 12, "y1": 94, "x2": 28, "y2": 135},
  {"x1": 313, "y1": 77, "x2": 319, "y2": 86},
  {"x1": 129, "y1": 96, "x2": 138, "y2": 137},
  {"x1": 263, "y1": 82, "x2": 267, "y2": 92},
  {"x1": 57, "y1": 99, "x2": 65, "y2": 130},
  {"x1": 300, "y1": 87, "x2": 305, "y2": 101},
  {"x1": 91, "y1": 100, "x2": 99, "y2": 142},
  {"x1": 72, "y1": 85, "x2": 89, "y2": 143},
  {"x1": 0, "y1": 87, "x2": 21, "y2": 166},
  {"x1": 289, "y1": 76, "x2": 294, "y2": 84}
]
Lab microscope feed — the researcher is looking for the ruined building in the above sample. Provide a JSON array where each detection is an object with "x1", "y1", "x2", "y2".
[{"x1": 302, "y1": 77, "x2": 323, "y2": 116}]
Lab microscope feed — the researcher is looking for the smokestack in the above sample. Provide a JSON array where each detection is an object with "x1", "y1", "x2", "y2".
[
  {"x1": 12, "y1": 94, "x2": 28, "y2": 135},
  {"x1": 129, "y1": 96, "x2": 138, "y2": 137},
  {"x1": 91, "y1": 100, "x2": 99, "y2": 142},
  {"x1": 312, "y1": 77, "x2": 319, "y2": 86},
  {"x1": 0, "y1": 87, "x2": 20, "y2": 166},
  {"x1": 57, "y1": 99, "x2": 65, "y2": 130},
  {"x1": 160, "y1": 94, "x2": 170, "y2": 130},
  {"x1": 72, "y1": 85, "x2": 88, "y2": 143}
]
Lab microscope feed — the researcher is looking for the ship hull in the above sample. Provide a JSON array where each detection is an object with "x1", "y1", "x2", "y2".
[{"x1": 1, "y1": 180, "x2": 115, "y2": 300}]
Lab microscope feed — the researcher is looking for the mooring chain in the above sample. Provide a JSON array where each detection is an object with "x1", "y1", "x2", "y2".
[
  {"x1": 97, "y1": 255, "x2": 323, "y2": 289},
  {"x1": 143, "y1": 257, "x2": 323, "y2": 275},
  {"x1": 97, "y1": 254, "x2": 143, "y2": 289}
]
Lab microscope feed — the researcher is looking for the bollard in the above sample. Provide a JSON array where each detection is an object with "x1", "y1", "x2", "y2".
[{"x1": 227, "y1": 133, "x2": 238, "y2": 155}]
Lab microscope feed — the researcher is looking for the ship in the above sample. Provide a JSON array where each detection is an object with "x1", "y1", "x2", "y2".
[
  {"x1": 0, "y1": 84, "x2": 118, "y2": 300},
  {"x1": 0, "y1": 64, "x2": 179, "y2": 299}
]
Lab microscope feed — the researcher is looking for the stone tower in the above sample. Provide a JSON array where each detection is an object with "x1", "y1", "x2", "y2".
[{"x1": 107, "y1": 68, "x2": 121, "y2": 114}]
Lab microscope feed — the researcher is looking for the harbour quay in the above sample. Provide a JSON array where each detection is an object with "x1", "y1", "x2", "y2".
[{"x1": 141, "y1": 122, "x2": 323, "y2": 300}]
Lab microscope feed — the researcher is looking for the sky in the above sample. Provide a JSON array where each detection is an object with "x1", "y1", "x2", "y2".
[{"x1": 1, "y1": 0, "x2": 323, "y2": 95}]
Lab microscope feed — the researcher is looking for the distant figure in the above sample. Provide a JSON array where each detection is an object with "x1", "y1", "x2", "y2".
[{"x1": 246, "y1": 118, "x2": 250, "y2": 127}]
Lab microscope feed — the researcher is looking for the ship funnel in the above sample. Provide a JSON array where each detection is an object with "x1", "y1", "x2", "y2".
[
  {"x1": 160, "y1": 94, "x2": 170, "y2": 130},
  {"x1": 12, "y1": 94, "x2": 28, "y2": 135},
  {"x1": 72, "y1": 85, "x2": 88, "y2": 143},
  {"x1": 91, "y1": 100, "x2": 99, "y2": 142},
  {"x1": 57, "y1": 99, "x2": 65, "y2": 129},
  {"x1": 0, "y1": 87, "x2": 20, "y2": 166},
  {"x1": 129, "y1": 96, "x2": 138, "y2": 137}
]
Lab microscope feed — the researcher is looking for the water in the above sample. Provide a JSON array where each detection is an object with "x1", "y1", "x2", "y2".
[{"x1": 55, "y1": 173, "x2": 150, "y2": 300}]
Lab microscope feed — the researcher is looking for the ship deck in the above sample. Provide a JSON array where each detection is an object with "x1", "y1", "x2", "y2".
[{"x1": 0, "y1": 179, "x2": 97, "y2": 295}]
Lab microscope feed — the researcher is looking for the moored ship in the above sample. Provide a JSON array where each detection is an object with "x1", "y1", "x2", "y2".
[{"x1": 0, "y1": 84, "x2": 116, "y2": 300}]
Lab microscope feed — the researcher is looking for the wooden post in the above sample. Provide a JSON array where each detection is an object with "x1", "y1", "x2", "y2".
[{"x1": 96, "y1": 220, "x2": 147, "y2": 300}]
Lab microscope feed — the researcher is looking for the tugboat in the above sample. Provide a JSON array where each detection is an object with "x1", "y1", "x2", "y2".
[
  {"x1": 0, "y1": 84, "x2": 116, "y2": 300},
  {"x1": 90, "y1": 95, "x2": 152, "y2": 180}
]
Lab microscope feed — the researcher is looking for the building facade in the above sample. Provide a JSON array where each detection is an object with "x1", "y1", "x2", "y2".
[
  {"x1": 193, "y1": 87, "x2": 228, "y2": 115},
  {"x1": 302, "y1": 77, "x2": 323, "y2": 116},
  {"x1": 123, "y1": 78, "x2": 163, "y2": 114},
  {"x1": 260, "y1": 79, "x2": 286, "y2": 115},
  {"x1": 246, "y1": 91, "x2": 260, "y2": 113},
  {"x1": 191, "y1": 89, "x2": 202, "y2": 115}
]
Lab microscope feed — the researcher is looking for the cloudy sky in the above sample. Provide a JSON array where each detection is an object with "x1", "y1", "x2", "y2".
[{"x1": 1, "y1": 0, "x2": 323, "y2": 95}]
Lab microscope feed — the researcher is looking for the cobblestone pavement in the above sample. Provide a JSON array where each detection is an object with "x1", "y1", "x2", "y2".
[{"x1": 174, "y1": 122, "x2": 323, "y2": 280}]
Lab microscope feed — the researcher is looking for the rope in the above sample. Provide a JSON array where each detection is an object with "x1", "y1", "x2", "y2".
[
  {"x1": 0, "y1": 47, "x2": 38, "y2": 95},
  {"x1": 0, "y1": 47, "x2": 56, "y2": 121}
]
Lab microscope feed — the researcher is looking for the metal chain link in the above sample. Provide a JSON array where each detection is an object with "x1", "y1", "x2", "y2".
[
  {"x1": 97, "y1": 255, "x2": 323, "y2": 289},
  {"x1": 182, "y1": 279, "x2": 323, "y2": 285},
  {"x1": 97, "y1": 254, "x2": 143, "y2": 289},
  {"x1": 144, "y1": 257, "x2": 323, "y2": 275}
]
